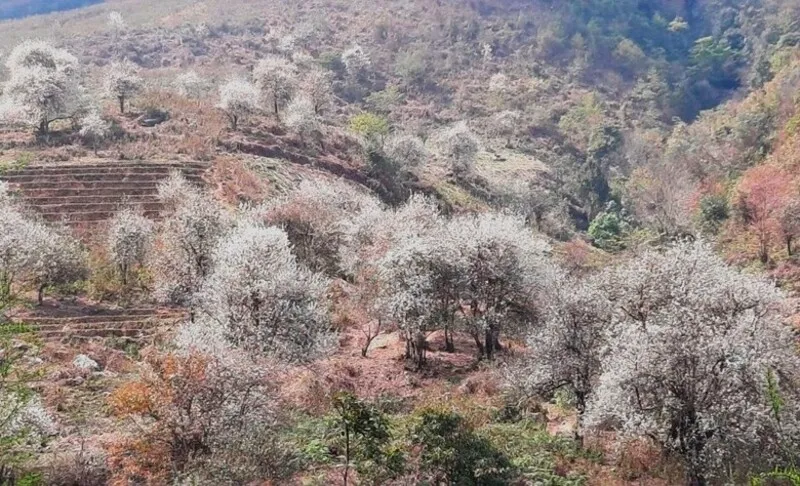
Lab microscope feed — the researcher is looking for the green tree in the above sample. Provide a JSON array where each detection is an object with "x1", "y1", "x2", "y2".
[
  {"x1": 332, "y1": 392, "x2": 402, "y2": 486},
  {"x1": 411, "y1": 409, "x2": 514, "y2": 485}
]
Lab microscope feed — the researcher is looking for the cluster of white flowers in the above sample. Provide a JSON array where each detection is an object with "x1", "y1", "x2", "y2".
[
  {"x1": 0, "y1": 393, "x2": 57, "y2": 440},
  {"x1": 283, "y1": 95, "x2": 318, "y2": 136},
  {"x1": 217, "y1": 78, "x2": 260, "y2": 129},
  {"x1": 0, "y1": 40, "x2": 86, "y2": 134},
  {"x1": 151, "y1": 172, "x2": 228, "y2": 305},
  {"x1": 384, "y1": 133, "x2": 428, "y2": 170},
  {"x1": 506, "y1": 240, "x2": 800, "y2": 482},
  {"x1": 79, "y1": 111, "x2": 111, "y2": 152},
  {"x1": 431, "y1": 121, "x2": 480, "y2": 175},
  {"x1": 107, "y1": 11, "x2": 126, "y2": 32},
  {"x1": 0, "y1": 194, "x2": 85, "y2": 306},
  {"x1": 106, "y1": 209, "x2": 153, "y2": 285},
  {"x1": 103, "y1": 59, "x2": 143, "y2": 114},
  {"x1": 187, "y1": 221, "x2": 335, "y2": 363},
  {"x1": 367, "y1": 201, "x2": 554, "y2": 365},
  {"x1": 299, "y1": 68, "x2": 333, "y2": 115},
  {"x1": 341, "y1": 44, "x2": 370, "y2": 79},
  {"x1": 252, "y1": 55, "x2": 299, "y2": 115},
  {"x1": 489, "y1": 110, "x2": 521, "y2": 144},
  {"x1": 255, "y1": 179, "x2": 382, "y2": 275},
  {"x1": 505, "y1": 277, "x2": 607, "y2": 430},
  {"x1": 173, "y1": 70, "x2": 206, "y2": 98}
]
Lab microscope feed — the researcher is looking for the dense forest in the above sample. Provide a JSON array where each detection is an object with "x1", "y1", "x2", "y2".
[{"x1": 1, "y1": 0, "x2": 800, "y2": 485}]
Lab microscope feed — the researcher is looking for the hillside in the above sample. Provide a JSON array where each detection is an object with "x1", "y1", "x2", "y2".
[{"x1": 0, "y1": 1, "x2": 800, "y2": 485}]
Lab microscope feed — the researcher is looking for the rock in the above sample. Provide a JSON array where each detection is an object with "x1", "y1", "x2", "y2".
[
  {"x1": 64, "y1": 376, "x2": 84, "y2": 387},
  {"x1": 137, "y1": 108, "x2": 170, "y2": 127},
  {"x1": 12, "y1": 340, "x2": 30, "y2": 352},
  {"x1": 72, "y1": 354, "x2": 99, "y2": 371}
]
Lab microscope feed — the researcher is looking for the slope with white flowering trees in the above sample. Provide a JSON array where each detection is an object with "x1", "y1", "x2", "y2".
[{"x1": 584, "y1": 241, "x2": 800, "y2": 486}]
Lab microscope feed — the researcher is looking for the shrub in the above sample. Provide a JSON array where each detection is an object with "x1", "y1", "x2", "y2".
[
  {"x1": 410, "y1": 409, "x2": 515, "y2": 485},
  {"x1": 349, "y1": 112, "x2": 390, "y2": 150}
]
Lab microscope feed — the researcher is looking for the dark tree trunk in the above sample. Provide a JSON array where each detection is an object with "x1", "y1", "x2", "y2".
[
  {"x1": 472, "y1": 332, "x2": 484, "y2": 359},
  {"x1": 484, "y1": 328, "x2": 494, "y2": 360},
  {"x1": 118, "y1": 96, "x2": 125, "y2": 114},
  {"x1": 37, "y1": 284, "x2": 45, "y2": 306},
  {"x1": 788, "y1": 236, "x2": 793, "y2": 256},
  {"x1": 444, "y1": 325, "x2": 455, "y2": 352}
]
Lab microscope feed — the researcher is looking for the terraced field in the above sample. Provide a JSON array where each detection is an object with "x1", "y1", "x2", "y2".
[
  {"x1": 0, "y1": 161, "x2": 209, "y2": 226},
  {"x1": 12, "y1": 305, "x2": 186, "y2": 343}
]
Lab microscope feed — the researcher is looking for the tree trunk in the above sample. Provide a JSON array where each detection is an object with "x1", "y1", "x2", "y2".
[
  {"x1": 484, "y1": 328, "x2": 494, "y2": 360},
  {"x1": 273, "y1": 98, "x2": 279, "y2": 115},
  {"x1": 118, "y1": 96, "x2": 125, "y2": 114},
  {"x1": 788, "y1": 236, "x2": 793, "y2": 256},
  {"x1": 472, "y1": 332, "x2": 484, "y2": 358},
  {"x1": 687, "y1": 471, "x2": 706, "y2": 486},
  {"x1": 343, "y1": 426, "x2": 350, "y2": 486},
  {"x1": 37, "y1": 284, "x2": 45, "y2": 306},
  {"x1": 444, "y1": 325, "x2": 455, "y2": 352}
]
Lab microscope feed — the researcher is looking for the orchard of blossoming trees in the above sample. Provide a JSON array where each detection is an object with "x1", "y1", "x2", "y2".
[{"x1": 3, "y1": 0, "x2": 800, "y2": 482}]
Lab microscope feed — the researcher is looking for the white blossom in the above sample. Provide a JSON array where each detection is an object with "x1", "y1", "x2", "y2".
[
  {"x1": 0, "y1": 200, "x2": 85, "y2": 305},
  {"x1": 79, "y1": 111, "x2": 111, "y2": 153},
  {"x1": 385, "y1": 133, "x2": 427, "y2": 170},
  {"x1": 217, "y1": 79, "x2": 260, "y2": 129},
  {"x1": 106, "y1": 209, "x2": 153, "y2": 285},
  {"x1": 299, "y1": 68, "x2": 333, "y2": 114},
  {"x1": 0, "y1": 40, "x2": 85, "y2": 134},
  {"x1": 192, "y1": 221, "x2": 335, "y2": 362},
  {"x1": 490, "y1": 110, "x2": 521, "y2": 145},
  {"x1": 107, "y1": 11, "x2": 126, "y2": 32},
  {"x1": 585, "y1": 241, "x2": 800, "y2": 484},
  {"x1": 341, "y1": 44, "x2": 370, "y2": 79},
  {"x1": 283, "y1": 95, "x2": 318, "y2": 136},
  {"x1": 255, "y1": 179, "x2": 382, "y2": 276},
  {"x1": 252, "y1": 55, "x2": 298, "y2": 115},
  {"x1": 152, "y1": 173, "x2": 228, "y2": 305},
  {"x1": 431, "y1": 121, "x2": 480, "y2": 175},
  {"x1": 173, "y1": 71, "x2": 206, "y2": 98},
  {"x1": 103, "y1": 60, "x2": 142, "y2": 114},
  {"x1": 505, "y1": 277, "x2": 608, "y2": 439}
]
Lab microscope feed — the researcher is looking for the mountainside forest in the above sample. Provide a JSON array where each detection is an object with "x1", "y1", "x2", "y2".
[{"x1": 1, "y1": 0, "x2": 800, "y2": 485}]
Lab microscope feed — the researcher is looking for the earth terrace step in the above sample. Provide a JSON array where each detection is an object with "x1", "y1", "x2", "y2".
[
  {"x1": 33, "y1": 202, "x2": 165, "y2": 212},
  {"x1": 38, "y1": 329, "x2": 159, "y2": 340},
  {"x1": 40, "y1": 210, "x2": 163, "y2": 222},
  {"x1": 19, "y1": 188, "x2": 162, "y2": 198},
  {"x1": 14, "y1": 307, "x2": 185, "y2": 319},
  {"x1": 26, "y1": 313, "x2": 185, "y2": 325},
  {"x1": 12, "y1": 182, "x2": 165, "y2": 190},
  {"x1": 2, "y1": 173, "x2": 205, "y2": 184},
  {"x1": 4, "y1": 163, "x2": 210, "y2": 173},
  {"x1": 24, "y1": 195, "x2": 156, "y2": 205},
  {"x1": 32, "y1": 320, "x2": 179, "y2": 331}
]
